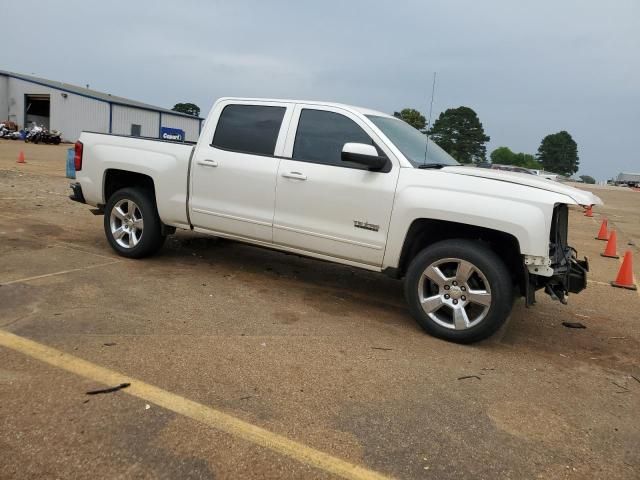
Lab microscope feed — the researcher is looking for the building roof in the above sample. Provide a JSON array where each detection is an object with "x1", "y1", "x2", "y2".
[{"x1": 0, "y1": 70, "x2": 203, "y2": 120}]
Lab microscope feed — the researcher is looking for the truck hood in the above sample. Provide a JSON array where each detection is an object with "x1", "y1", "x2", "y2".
[{"x1": 439, "y1": 166, "x2": 603, "y2": 206}]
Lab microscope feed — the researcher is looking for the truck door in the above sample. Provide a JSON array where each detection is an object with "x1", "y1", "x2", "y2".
[
  {"x1": 273, "y1": 105, "x2": 400, "y2": 266},
  {"x1": 189, "y1": 101, "x2": 293, "y2": 242}
]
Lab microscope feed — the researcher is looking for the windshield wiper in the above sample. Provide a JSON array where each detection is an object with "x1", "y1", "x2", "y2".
[{"x1": 417, "y1": 163, "x2": 447, "y2": 169}]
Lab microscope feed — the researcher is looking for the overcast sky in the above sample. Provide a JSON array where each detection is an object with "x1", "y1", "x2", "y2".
[{"x1": 4, "y1": 0, "x2": 638, "y2": 180}]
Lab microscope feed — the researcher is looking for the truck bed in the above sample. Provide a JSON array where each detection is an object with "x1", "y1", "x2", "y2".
[{"x1": 75, "y1": 131, "x2": 195, "y2": 228}]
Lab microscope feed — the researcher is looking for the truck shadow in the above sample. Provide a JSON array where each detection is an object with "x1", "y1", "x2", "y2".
[
  {"x1": 160, "y1": 231, "x2": 412, "y2": 322},
  {"x1": 159, "y1": 232, "x2": 640, "y2": 363}
]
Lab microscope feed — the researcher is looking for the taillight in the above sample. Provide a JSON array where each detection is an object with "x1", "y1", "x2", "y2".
[{"x1": 74, "y1": 141, "x2": 83, "y2": 171}]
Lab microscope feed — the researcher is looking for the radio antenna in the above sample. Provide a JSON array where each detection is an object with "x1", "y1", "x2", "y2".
[{"x1": 423, "y1": 72, "x2": 437, "y2": 165}]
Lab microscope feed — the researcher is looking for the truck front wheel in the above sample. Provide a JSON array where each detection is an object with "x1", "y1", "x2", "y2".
[
  {"x1": 104, "y1": 188, "x2": 165, "y2": 258},
  {"x1": 404, "y1": 239, "x2": 513, "y2": 343}
]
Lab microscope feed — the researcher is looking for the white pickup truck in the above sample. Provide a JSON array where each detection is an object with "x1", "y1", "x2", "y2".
[{"x1": 70, "y1": 97, "x2": 601, "y2": 343}]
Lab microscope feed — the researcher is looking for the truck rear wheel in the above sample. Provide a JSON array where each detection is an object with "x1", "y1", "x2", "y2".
[
  {"x1": 404, "y1": 239, "x2": 513, "y2": 343},
  {"x1": 104, "y1": 188, "x2": 165, "y2": 258}
]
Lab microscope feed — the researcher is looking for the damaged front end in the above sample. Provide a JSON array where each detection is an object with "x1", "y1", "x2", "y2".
[{"x1": 525, "y1": 204, "x2": 589, "y2": 305}]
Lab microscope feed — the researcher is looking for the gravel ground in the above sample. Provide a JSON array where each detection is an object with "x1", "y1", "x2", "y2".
[{"x1": 1, "y1": 141, "x2": 639, "y2": 479}]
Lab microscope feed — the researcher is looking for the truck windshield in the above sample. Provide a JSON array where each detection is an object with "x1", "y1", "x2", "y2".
[{"x1": 366, "y1": 115, "x2": 459, "y2": 167}]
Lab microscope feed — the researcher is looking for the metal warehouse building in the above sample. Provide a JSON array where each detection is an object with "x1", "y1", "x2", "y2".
[
  {"x1": 616, "y1": 172, "x2": 640, "y2": 185},
  {"x1": 0, "y1": 70, "x2": 203, "y2": 143}
]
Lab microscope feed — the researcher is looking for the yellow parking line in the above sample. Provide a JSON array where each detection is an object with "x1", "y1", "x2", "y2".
[{"x1": 0, "y1": 330, "x2": 392, "y2": 480}]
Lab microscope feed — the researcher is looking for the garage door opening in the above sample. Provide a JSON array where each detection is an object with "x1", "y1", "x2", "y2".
[{"x1": 25, "y1": 94, "x2": 50, "y2": 130}]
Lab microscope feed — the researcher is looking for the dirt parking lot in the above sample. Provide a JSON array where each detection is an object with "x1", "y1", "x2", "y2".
[{"x1": 1, "y1": 141, "x2": 639, "y2": 479}]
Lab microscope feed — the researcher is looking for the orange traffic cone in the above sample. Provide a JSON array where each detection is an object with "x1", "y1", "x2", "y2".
[
  {"x1": 611, "y1": 251, "x2": 637, "y2": 290},
  {"x1": 595, "y1": 219, "x2": 609, "y2": 241},
  {"x1": 601, "y1": 230, "x2": 619, "y2": 258},
  {"x1": 17, "y1": 151, "x2": 26, "y2": 164},
  {"x1": 584, "y1": 205, "x2": 593, "y2": 217}
]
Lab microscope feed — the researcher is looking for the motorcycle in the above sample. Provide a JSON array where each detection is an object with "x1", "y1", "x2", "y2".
[
  {"x1": 6, "y1": 130, "x2": 23, "y2": 140},
  {"x1": 0, "y1": 121, "x2": 20, "y2": 139},
  {"x1": 41, "y1": 129, "x2": 62, "y2": 145},
  {"x1": 24, "y1": 124, "x2": 44, "y2": 144},
  {"x1": 0, "y1": 123, "x2": 11, "y2": 138}
]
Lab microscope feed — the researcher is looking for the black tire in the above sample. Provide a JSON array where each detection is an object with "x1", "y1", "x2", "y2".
[
  {"x1": 103, "y1": 187, "x2": 165, "y2": 258},
  {"x1": 404, "y1": 239, "x2": 514, "y2": 343}
]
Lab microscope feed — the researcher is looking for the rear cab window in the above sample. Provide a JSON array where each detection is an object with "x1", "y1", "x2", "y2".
[{"x1": 212, "y1": 104, "x2": 286, "y2": 156}]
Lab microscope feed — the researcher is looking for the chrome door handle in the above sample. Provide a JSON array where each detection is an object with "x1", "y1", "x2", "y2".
[
  {"x1": 282, "y1": 171, "x2": 307, "y2": 180},
  {"x1": 196, "y1": 159, "x2": 218, "y2": 167}
]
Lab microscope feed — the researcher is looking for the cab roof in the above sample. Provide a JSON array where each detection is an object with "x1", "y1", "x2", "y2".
[{"x1": 216, "y1": 97, "x2": 393, "y2": 118}]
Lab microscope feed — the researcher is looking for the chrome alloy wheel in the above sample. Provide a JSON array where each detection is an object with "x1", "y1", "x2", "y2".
[
  {"x1": 417, "y1": 258, "x2": 492, "y2": 330},
  {"x1": 109, "y1": 199, "x2": 144, "y2": 249}
]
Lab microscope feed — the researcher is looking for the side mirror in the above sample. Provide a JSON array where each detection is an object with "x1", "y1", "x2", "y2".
[{"x1": 341, "y1": 143, "x2": 387, "y2": 171}]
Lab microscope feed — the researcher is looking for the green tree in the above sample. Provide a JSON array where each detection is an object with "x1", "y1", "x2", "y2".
[
  {"x1": 491, "y1": 147, "x2": 541, "y2": 169},
  {"x1": 490, "y1": 146, "x2": 516, "y2": 165},
  {"x1": 428, "y1": 106, "x2": 490, "y2": 163},
  {"x1": 513, "y1": 153, "x2": 541, "y2": 169},
  {"x1": 536, "y1": 131, "x2": 579, "y2": 175},
  {"x1": 172, "y1": 102, "x2": 200, "y2": 117},
  {"x1": 579, "y1": 175, "x2": 596, "y2": 184},
  {"x1": 393, "y1": 108, "x2": 427, "y2": 131}
]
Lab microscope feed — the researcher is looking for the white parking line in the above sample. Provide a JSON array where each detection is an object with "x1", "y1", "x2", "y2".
[
  {"x1": 0, "y1": 260, "x2": 121, "y2": 286},
  {"x1": 52, "y1": 242, "x2": 118, "y2": 261}
]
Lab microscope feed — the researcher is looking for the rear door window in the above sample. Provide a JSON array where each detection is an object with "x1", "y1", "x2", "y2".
[{"x1": 212, "y1": 104, "x2": 286, "y2": 156}]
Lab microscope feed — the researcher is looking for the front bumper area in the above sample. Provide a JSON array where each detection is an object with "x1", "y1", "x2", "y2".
[
  {"x1": 525, "y1": 204, "x2": 592, "y2": 306},
  {"x1": 566, "y1": 254, "x2": 589, "y2": 294},
  {"x1": 526, "y1": 247, "x2": 589, "y2": 306},
  {"x1": 69, "y1": 182, "x2": 86, "y2": 204},
  {"x1": 545, "y1": 248, "x2": 589, "y2": 304}
]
